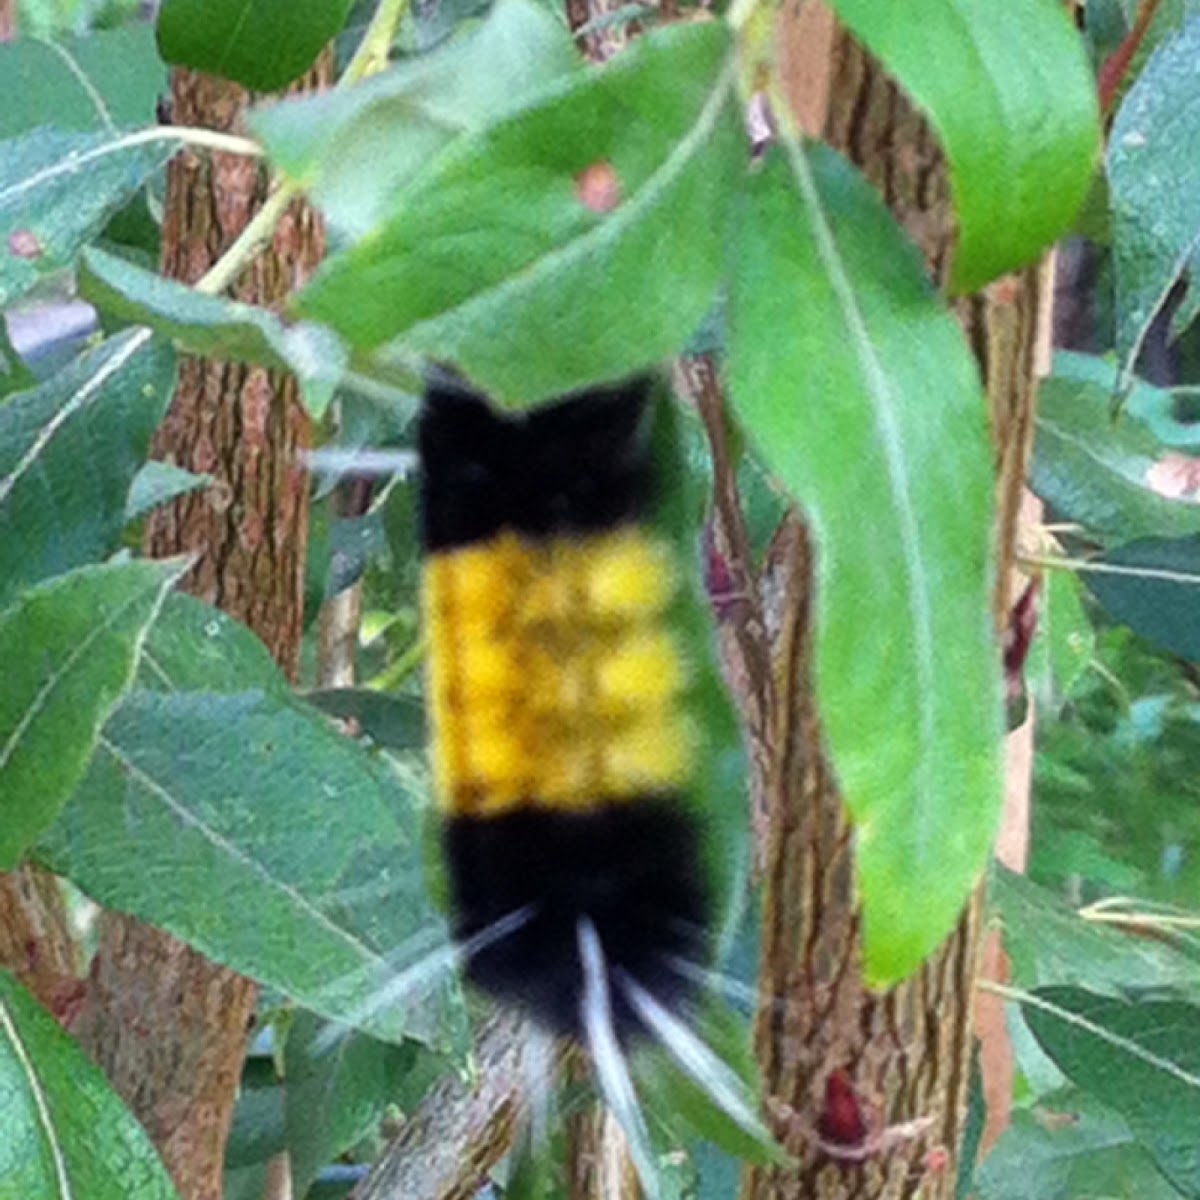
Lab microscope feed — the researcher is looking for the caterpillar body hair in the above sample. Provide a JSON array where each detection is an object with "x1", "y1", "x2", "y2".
[{"x1": 419, "y1": 375, "x2": 733, "y2": 1044}]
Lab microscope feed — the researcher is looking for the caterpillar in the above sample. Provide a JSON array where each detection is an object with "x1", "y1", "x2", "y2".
[{"x1": 419, "y1": 374, "x2": 765, "y2": 1185}]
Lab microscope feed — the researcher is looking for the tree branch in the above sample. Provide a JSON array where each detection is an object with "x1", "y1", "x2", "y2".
[{"x1": 350, "y1": 1012, "x2": 535, "y2": 1200}]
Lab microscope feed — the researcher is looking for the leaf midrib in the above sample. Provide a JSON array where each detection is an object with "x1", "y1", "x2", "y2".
[
  {"x1": 398, "y1": 52, "x2": 738, "y2": 345},
  {"x1": 0, "y1": 329, "x2": 151, "y2": 509},
  {"x1": 0, "y1": 995, "x2": 73, "y2": 1199},
  {"x1": 0, "y1": 565, "x2": 163, "y2": 774},
  {"x1": 96, "y1": 730, "x2": 390, "y2": 973},
  {"x1": 777, "y1": 133, "x2": 938, "y2": 849}
]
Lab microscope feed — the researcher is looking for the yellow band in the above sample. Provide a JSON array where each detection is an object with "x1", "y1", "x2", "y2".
[{"x1": 424, "y1": 527, "x2": 695, "y2": 817}]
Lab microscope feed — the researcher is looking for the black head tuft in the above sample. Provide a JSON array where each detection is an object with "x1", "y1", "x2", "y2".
[{"x1": 419, "y1": 377, "x2": 656, "y2": 553}]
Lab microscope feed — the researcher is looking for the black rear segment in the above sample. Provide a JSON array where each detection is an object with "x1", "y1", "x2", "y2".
[{"x1": 443, "y1": 800, "x2": 709, "y2": 1039}]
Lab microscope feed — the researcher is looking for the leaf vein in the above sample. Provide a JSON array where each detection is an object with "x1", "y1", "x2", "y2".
[
  {"x1": 97, "y1": 733, "x2": 390, "y2": 971},
  {"x1": 400, "y1": 53, "x2": 737, "y2": 345},
  {"x1": 0, "y1": 995, "x2": 73, "y2": 1200},
  {"x1": 0, "y1": 329, "x2": 152, "y2": 509},
  {"x1": 776, "y1": 131, "x2": 938, "y2": 848},
  {"x1": 0, "y1": 566, "x2": 164, "y2": 773}
]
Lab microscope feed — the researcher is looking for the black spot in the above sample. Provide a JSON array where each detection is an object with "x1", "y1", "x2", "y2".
[{"x1": 443, "y1": 799, "x2": 709, "y2": 1041}]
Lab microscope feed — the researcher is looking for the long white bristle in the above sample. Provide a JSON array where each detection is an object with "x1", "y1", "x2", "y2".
[
  {"x1": 621, "y1": 972, "x2": 773, "y2": 1145},
  {"x1": 666, "y1": 953, "x2": 794, "y2": 1020},
  {"x1": 577, "y1": 918, "x2": 661, "y2": 1200},
  {"x1": 315, "y1": 906, "x2": 534, "y2": 1054}
]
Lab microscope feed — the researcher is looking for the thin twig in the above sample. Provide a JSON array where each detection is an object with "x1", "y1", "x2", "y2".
[
  {"x1": 1081, "y1": 912, "x2": 1200, "y2": 931},
  {"x1": 1098, "y1": 0, "x2": 1163, "y2": 118},
  {"x1": 681, "y1": 356, "x2": 773, "y2": 724},
  {"x1": 193, "y1": 0, "x2": 413, "y2": 298},
  {"x1": 195, "y1": 181, "x2": 301, "y2": 296},
  {"x1": 1020, "y1": 552, "x2": 1200, "y2": 587},
  {"x1": 339, "y1": 0, "x2": 410, "y2": 86}
]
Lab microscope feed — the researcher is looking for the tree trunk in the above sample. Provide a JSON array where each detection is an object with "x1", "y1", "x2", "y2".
[
  {"x1": 0, "y1": 866, "x2": 80, "y2": 1018},
  {"x1": 76, "y1": 59, "x2": 330, "y2": 1200},
  {"x1": 0, "y1": 0, "x2": 15, "y2": 42},
  {"x1": 733, "y1": 16, "x2": 1047, "y2": 1200}
]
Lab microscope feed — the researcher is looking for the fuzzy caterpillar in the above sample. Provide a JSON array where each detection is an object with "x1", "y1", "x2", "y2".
[
  {"x1": 419, "y1": 374, "x2": 766, "y2": 1192},
  {"x1": 420, "y1": 375, "x2": 714, "y2": 1034}
]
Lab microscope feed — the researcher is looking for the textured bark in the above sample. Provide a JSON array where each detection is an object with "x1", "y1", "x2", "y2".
[
  {"x1": 733, "y1": 23, "x2": 1047, "y2": 1200},
  {"x1": 0, "y1": 866, "x2": 80, "y2": 1018},
  {"x1": 143, "y1": 67, "x2": 327, "y2": 673},
  {"x1": 77, "y1": 59, "x2": 330, "y2": 1200},
  {"x1": 567, "y1": 1065, "x2": 644, "y2": 1200},
  {"x1": 351, "y1": 1012, "x2": 534, "y2": 1200}
]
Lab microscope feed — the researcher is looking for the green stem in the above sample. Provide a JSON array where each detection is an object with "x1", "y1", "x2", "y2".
[
  {"x1": 339, "y1": 0, "x2": 411, "y2": 88},
  {"x1": 194, "y1": 180, "x2": 301, "y2": 297},
  {"x1": 368, "y1": 637, "x2": 426, "y2": 691},
  {"x1": 147, "y1": 124, "x2": 264, "y2": 158},
  {"x1": 192, "y1": 0, "x2": 413, "y2": 297}
]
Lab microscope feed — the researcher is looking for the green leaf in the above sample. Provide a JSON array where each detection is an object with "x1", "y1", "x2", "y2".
[
  {"x1": 727, "y1": 145, "x2": 1001, "y2": 984},
  {"x1": 324, "y1": 510, "x2": 385, "y2": 597},
  {"x1": 1085, "y1": 535, "x2": 1200, "y2": 662},
  {"x1": 305, "y1": 688, "x2": 426, "y2": 750},
  {"x1": 225, "y1": 1067, "x2": 286, "y2": 1168},
  {"x1": 157, "y1": 0, "x2": 355, "y2": 92},
  {"x1": 1022, "y1": 987, "x2": 1200, "y2": 1196},
  {"x1": 80, "y1": 247, "x2": 345, "y2": 420},
  {"x1": 0, "y1": 319, "x2": 37, "y2": 399},
  {"x1": 126, "y1": 461, "x2": 212, "y2": 523},
  {"x1": 1110, "y1": 12, "x2": 1200, "y2": 365},
  {"x1": 0, "y1": 557, "x2": 184, "y2": 874},
  {"x1": 251, "y1": 0, "x2": 582, "y2": 240},
  {"x1": 137, "y1": 593, "x2": 290, "y2": 696},
  {"x1": 1043, "y1": 569, "x2": 1095, "y2": 700},
  {"x1": 37, "y1": 688, "x2": 463, "y2": 1050},
  {"x1": 0, "y1": 971, "x2": 179, "y2": 1200},
  {"x1": 1053, "y1": 350, "x2": 1200, "y2": 452},
  {"x1": 0, "y1": 25, "x2": 167, "y2": 141},
  {"x1": 0, "y1": 330, "x2": 177, "y2": 608},
  {"x1": 298, "y1": 21, "x2": 743, "y2": 405},
  {"x1": 1032, "y1": 374, "x2": 1200, "y2": 543},
  {"x1": 975, "y1": 1094, "x2": 1181, "y2": 1200},
  {"x1": 283, "y1": 1011, "x2": 430, "y2": 1193},
  {"x1": 992, "y1": 867, "x2": 1200, "y2": 997},
  {"x1": 1026, "y1": 567, "x2": 1094, "y2": 706},
  {"x1": 827, "y1": 0, "x2": 1100, "y2": 292},
  {"x1": 0, "y1": 129, "x2": 173, "y2": 308}
]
